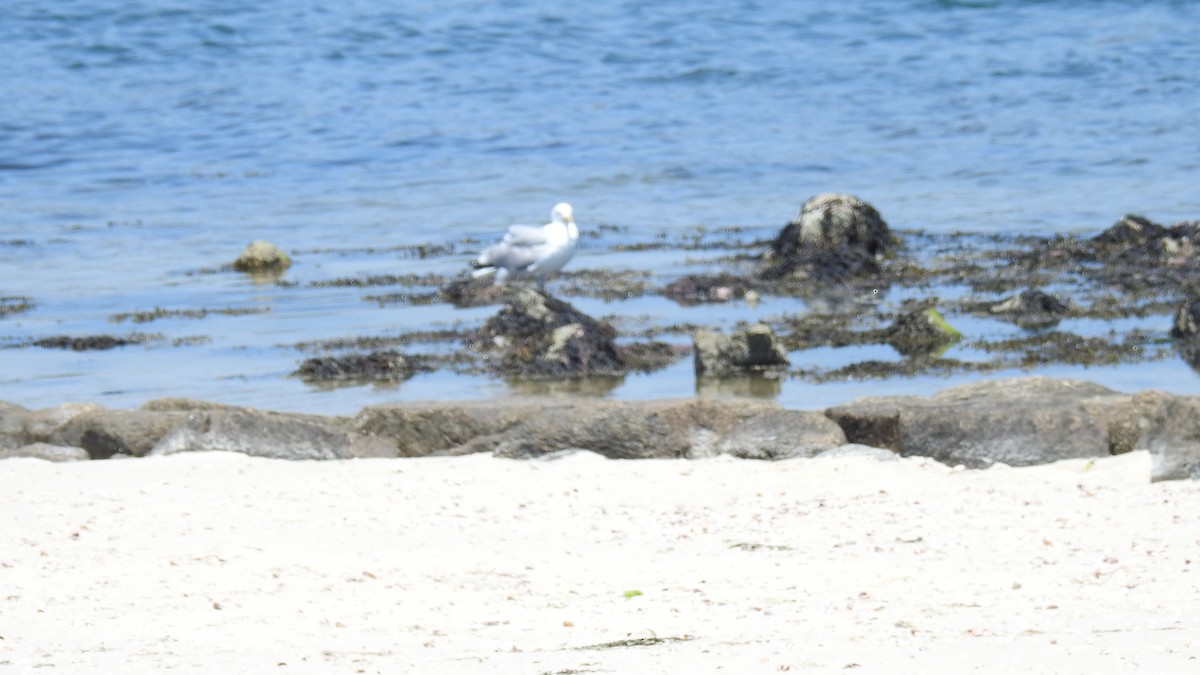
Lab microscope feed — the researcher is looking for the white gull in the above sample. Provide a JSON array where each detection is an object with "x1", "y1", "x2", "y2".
[{"x1": 471, "y1": 202, "x2": 580, "y2": 283}]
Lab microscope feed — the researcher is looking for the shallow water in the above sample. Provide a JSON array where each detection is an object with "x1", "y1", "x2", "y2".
[{"x1": 2, "y1": 0, "x2": 1199, "y2": 413}]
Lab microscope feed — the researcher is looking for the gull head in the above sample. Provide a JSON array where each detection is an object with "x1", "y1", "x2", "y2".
[{"x1": 551, "y1": 202, "x2": 574, "y2": 225}]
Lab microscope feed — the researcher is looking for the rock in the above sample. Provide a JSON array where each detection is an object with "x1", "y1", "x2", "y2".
[
  {"x1": 885, "y1": 308, "x2": 961, "y2": 357},
  {"x1": 47, "y1": 409, "x2": 189, "y2": 459},
  {"x1": 825, "y1": 377, "x2": 1126, "y2": 469},
  {"x1": 1104, "y1": 390, "x2": 1200, "y2": 481},
  {"x1": 150, "y1": 409, "x2": 395, "y2": 460},
  {"x1": 1092, "y1": 214, "x2": 1166, "y2": 247},
  {"x1": 759, "y1": 245, "x2": 882, "y2": 282},
  {"x1": 663, "y1": 274, "x2": 750, "y2": 305},
  {"x1": 693, "y1": 324, "x2": 789, "y2": 376},
  {"x1": 1170, "y1": 299, "x2": 1200, "y2": 338},
  {"x1": 232, "y1": 240, "x2": 291, "y2": 273},
  {"x1": 987, "y1": 290, "x2": 1070, "y2": 329},
  {"x1": 471, "y1": 288, "x2": 672, "y2": 376},
  {"x1": 714, "y1": 410, "x2": 846, "y2": 459},
  {"x1": 0, "y1": 401, "x2": 31, "y2": 450},
  {"x1": 141, "y1": 399, "x2": 239, "y2": 412},
  {"x1": 353, "y1": 400, "x2": 546, "y2": 457},
  {"x1": 459, "y1": 399, "x2": 782, "y2": 459},
  {"x1": 0, "y1": 442, "x2": 90, "y2": 462},
  {"x1": 20, "y1": 403, "x2": 104, "y2": 442},
  {"x1": 293, "y1": 350, "x2": 428, "y2": 382},
  {"x1": 769, "y1": 193, "x2": 893, "y2": 259}
]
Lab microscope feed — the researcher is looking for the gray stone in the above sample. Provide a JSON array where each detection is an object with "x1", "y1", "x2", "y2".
[
  {"x1": 150, "y1": 409, "x2": 394, "y2": 460},
  {"x1": 715, "y1": 410, "x2": 846, "y2": 459},
  {"x1": 0, "y1": 442, "x2": 90, "y2": 462},
  {"x1": 694, "y1": 323, "x2": 789, "y2": 376},
  {"x1": 462, "y1": 399, "x2": 779, "y2": 460},
  {"x1": 353, "y1": 400, "x2": 546, "y2": 457},
  {"x1": 0, "y1": 401, "x2": 30, "y2": 450},
  {"x1": 21, "y1": 403, "x2": 104, "y2": 443},
  {"x1": 826, "y1": 377, "x2": 1125, "y2": 469},
  {"x1": 232, "y1": 239, "x2": 291, "y2": 273},
  {"x1": 47, "y1": 409, "x2": 189, "y2": 458}
]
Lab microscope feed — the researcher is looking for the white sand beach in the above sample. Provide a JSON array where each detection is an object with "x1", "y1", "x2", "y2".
[{"x1": 2, "y1": 451, "x2": 1197, "y2": 674}]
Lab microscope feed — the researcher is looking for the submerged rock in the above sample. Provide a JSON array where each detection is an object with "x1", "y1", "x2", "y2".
[
  {"x1": 693, "y1": 323, "x2": 789, "y2": 376},
  {"x1": 232, "y1": 240, "x2": 292, "y2": 273},
  {"x1": 662, "y1": 274, "x2": 750, "y2": 305},
  {"x1": 885, "y1": 308, "x2": 962, "y2": 357},
  {"x1": 986, "y1": 289, "x2": 1070, "y2": 329}
]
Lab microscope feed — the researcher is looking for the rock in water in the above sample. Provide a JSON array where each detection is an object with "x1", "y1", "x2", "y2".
[
  {"x1": 693, "y1": 323, "x2": 790, "y2": 376},
  {"x1": 233, "y1": 240, "x2": 292, "y2": 273},
  {"x1": 1170, "y1": 299, "x2": 1200, "y2": 338},
  {"x1": 769, "y1": 193, "x2": 893, "y2": 259},
  {"x1": 885, "y1": 308, "x2": 961, "y2": 357}
]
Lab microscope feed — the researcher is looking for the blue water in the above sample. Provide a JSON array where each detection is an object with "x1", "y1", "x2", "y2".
[{"x1": 2, "y1": 0, "x2": 1199, "y2": 413}]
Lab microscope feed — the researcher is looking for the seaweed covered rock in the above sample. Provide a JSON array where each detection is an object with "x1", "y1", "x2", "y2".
[
  {"x1": 232, "y1": 239, "x2": 291, "y2": 273},
  {"x1": 294, "y1": 350, "x2": 427, "y2": 382},
  {"x1": 1092, "y1": 215, "x2": 1200, "y2": 264},
  {"x1": 1093, "y1": 214, "x2": 1167, "y2": 247},
  {"x1": 1170, "y1": 299, "x2": 1200, "y2": 339},
  {"x1": 761, "y1": 193, "x2": 892, "y2": 282},
  {"x1": 663, "y1": 274, "x2": 750, "y2": 305},
  {"x1": 441, "y1": 276, "x2": 507, "y2": 308},
  {"x1": 986, "y1": 289, "x2": 1070, "y2": 329},
  {"x1": 472, "y1": 288, "x2": 675, "y2": 376},
  {"x1": 885, "y1": 308, "x2": 961, "y2": 357},
  {"x1": 693, "y1": 323, "x2": 790, "y2": 376}
]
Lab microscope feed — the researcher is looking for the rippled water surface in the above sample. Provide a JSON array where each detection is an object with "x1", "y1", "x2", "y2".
[{"x1": 2, "y1": 0, "x2": 1199, "y2": 412}]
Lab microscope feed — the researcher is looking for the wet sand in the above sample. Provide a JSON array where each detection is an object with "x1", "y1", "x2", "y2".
[{"x1": 1, "y1": 451, "x2": 1197, "y2": 673}]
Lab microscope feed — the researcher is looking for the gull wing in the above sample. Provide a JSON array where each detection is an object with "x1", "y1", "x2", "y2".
[{"x1": 501, "y1": 224, "x2": 550, "y2": 246}]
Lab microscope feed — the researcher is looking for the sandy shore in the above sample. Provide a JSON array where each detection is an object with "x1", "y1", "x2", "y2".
[{"x1": 2, "y1": 451, "x2": 1197, "y2": 674}]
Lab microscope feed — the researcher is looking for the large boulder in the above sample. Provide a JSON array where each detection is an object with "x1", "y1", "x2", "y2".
[
  {"x1": 0, "y1": 443, "x2": 90, "y2": 462},
  {"x1": 769, "y1": 193, "x2": 893, "y2": 259},
  {"x1": 825, "y1": 377, "x2": 1126, "y2": 469},
  {"x1": 693, "y1": 324, "x2": 789, "y2": 376},
  {"x1": 150, "y1": 408, "x2": 395, "y2": 460},
  {"x1": 1104, "y1": 390, "x2": 1200, "y2": 481},
  {"x1": 714, "y1": 410, "x2": 846, "y2": 459}
]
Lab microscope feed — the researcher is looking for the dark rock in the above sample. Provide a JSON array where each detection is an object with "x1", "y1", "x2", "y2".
[
  {"x1": 986, "y1": 290, "x2": 1070, "y2": 329},
  {"x1": 759, "y1": 245, "x2": 883, "y2": 282},
  {"x1": 0, "y1": 442, "x2": 90, "y2": 462},
  {"x1": 714, "y1": 410, "x2": 846, "y2": 459},
  {"x1": 885, "y1": 308, "x2": 961, "y2": 357},
  {"x1": 458, "y1": 399, "x2": 784, "y2": 459},
  {"x1": 353, "y1": 400, "x2": 546, "y2": 457},
  {"x1": 472, "y1": 288, "x2": 627, "y2": 375},
  {"x1": 293, "y1": 350, "x2": 428, "y2": 382},
  {"x1": 150, "y1": 409, "x2": 395, "y2": 460},
  {"x1": 1170, "y1": 299, "x2": 1200, "y2": 338},
  {"x1": 826, "y1": 377, "x2": 1126, "y2": 469},
  {"x1": 770, "y1": 193, "x2": 893, "y2": 258},
  {"x1": 694, "y1": 324, "x2": 789, "y2": 376},
  {"x1": 1092, "y1": 214, "x2": 1167, "y2": 247},
  {"x1": 47, "y1": 409, "x2": 189, "y2": 459},
  {"x1": 663, "y1": 274, "x2": 750, "y2": 305},
  {"x1": 232, "y1": 240, "x2": 291, "y2": 273}
]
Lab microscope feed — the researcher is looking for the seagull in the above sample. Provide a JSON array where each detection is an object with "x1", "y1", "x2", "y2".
[{"x1": 471, "y1": 203, "x2": 580, "y2": 284}]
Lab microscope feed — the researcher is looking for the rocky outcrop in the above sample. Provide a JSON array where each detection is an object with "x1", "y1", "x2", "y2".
[
  {"x1": 693, "y1": 324, "x2": 789, "y2": 376},
  {"x1": 714, "y1": 410, "x2": 847, "y2": 459},
  {"x1": 353, "y1": 400, "x2": 546, "y2": 457},
  {"x1": 232, "y1": 240, "x2": 292, "y2": 273},
  {"x1": 0, "y1": 443, "x2": 90, "y2": 462},
  {"x1": 761, "y1": 194, "x2": 893, "y2": 283},
  {"x1": 46, "y1": 409, "x2": 190, "y2": 459}
]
